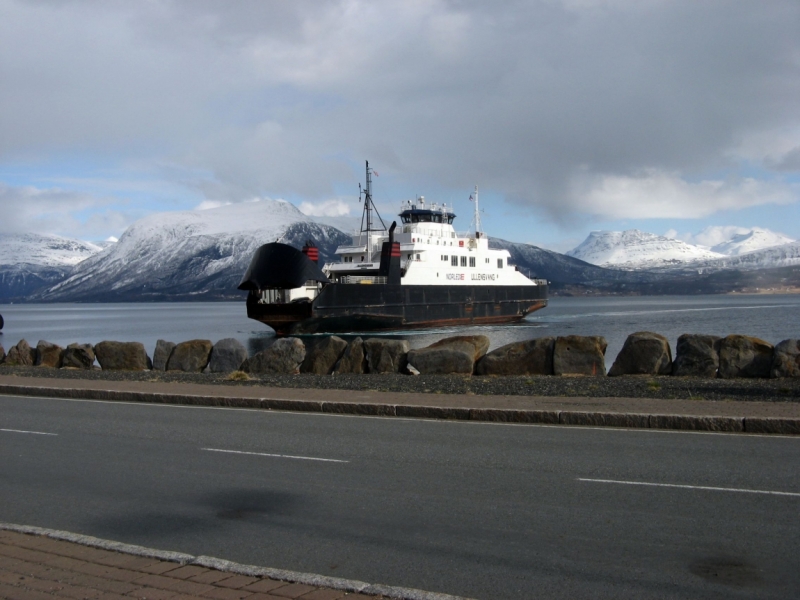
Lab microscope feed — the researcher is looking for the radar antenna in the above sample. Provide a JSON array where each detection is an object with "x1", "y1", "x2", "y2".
[{"x1": 359, "y1": 161, "x2": 387, "y2": 233}]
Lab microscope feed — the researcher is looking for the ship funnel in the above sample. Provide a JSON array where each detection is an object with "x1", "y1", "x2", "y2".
[
  {"x1": 379, "y1": 221, "x2": 401, "y2": 285},
  {"x1": 301, "y1": 240, "x2": 319, "y2": 263}
]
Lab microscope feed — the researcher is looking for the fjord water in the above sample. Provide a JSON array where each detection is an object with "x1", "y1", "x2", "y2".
[{"x1": 2, "y1": 294, "x2": 799, "y2": 365}]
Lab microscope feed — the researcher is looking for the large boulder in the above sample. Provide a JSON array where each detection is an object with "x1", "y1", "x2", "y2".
[
  {"x1": 152, "y1": 340, "x2": 176, "y2": 371},
  {"x1": 406, "y1": 335, "x2": 490, "y2": 375},
  {"x1": 771, "y1": 339, "x2": 800, "y2": 378},
  {"x1": 207, "y1": 338, "x2": 248, "y2": 373},
  {"x1": 166, "y1": 339, "x2": 213, "y2": 372},
  {"x1": 35, "y1": 340, "x2": 64, "y2": 368},
  {"x1": 718, "y1": 335, "x2": 773, "y2": 379},
  {"x1": 61, "y1": 343, "x2": 95, "y2": 369},
  {"x1": 244, "y1": 337, "x2": 306, "y2": 374},
  {"x1": 553, "y1": 336, "x2": 607, "y2": 376},
  {"x1": 95, "y1": 341, "x2": 151, "y2": 371},
  {"x1": 333, "y1": 337, "x2": 367, "y2": 374},
  {"x1": 364, "y1": 338, "x2": 409, "y2": 374},
  {"x1": 672, "y1": 334, "x2": 721, "y2": 377},
  {"x1": 608, "y1": 332, "x2": 672, "y2": 376},
  {"x1": 301, "y1": 336, "x2": 348, "y2": 375},
  {"x1": 3, "y1": 339, "x2": 37, "y2": 366},
  {"x1": 476, "y1": 337, "x2": 555, "y2": 376}
]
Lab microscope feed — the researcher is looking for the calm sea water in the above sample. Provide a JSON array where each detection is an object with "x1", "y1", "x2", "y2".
[{"x1": 1, "y1": 294, "x2": 799, "y2": 365}]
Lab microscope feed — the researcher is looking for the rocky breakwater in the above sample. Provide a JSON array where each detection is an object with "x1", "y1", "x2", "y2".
[{"x1": 1, "y1": 332, "x2": 799, "y2": 379}]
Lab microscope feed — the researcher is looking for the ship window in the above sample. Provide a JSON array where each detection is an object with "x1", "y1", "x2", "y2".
[
  {"x1": 408, "y1": 254, "x2": 412, "y2": 259},
  {"x1": 416, "y1": 253, "x2": 421, "y2": 260},
  {"x1": 441, "y1": 255, "x2": 448, "y2": 261},
  {"x1": 361, "y1": 256, "x2": 365, "y2": 262},
  {"x1": 469, "y1": 257, "x2": 476, "y2": 267},
  {"x1": 460, "y1": 256, "x2": 467, "y2": 267},
  {"x1": 485, "y1": 258, "x2": 490, "y2": 263},
  {"x1": 451, "y1": 256, "x2": 458, "y2": 266},
  {"x1": 497, "y1": 258, "x2": 503, "y2": 268},
  {"x1": 401, "y1": 215, "x2": 410, "y2": 224}
]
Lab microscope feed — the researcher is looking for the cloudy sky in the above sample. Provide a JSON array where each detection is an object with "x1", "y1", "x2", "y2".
[{"x1": 1, "y1": 0, "x2": 798, "y2": 251}]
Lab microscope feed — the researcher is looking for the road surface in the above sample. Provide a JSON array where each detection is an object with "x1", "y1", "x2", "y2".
[{"x1": 1, "y1": 394, "x2": 798, "y2": 599}]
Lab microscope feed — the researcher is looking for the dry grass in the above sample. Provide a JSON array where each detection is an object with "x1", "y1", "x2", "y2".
[{"x1": 225, "y1": 370, "x2": 250, "y2": 381}]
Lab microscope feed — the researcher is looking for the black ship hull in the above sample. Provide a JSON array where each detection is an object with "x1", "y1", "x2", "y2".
[{"x1": 246, "y1": 283, "x2": 548, "y2": 335}]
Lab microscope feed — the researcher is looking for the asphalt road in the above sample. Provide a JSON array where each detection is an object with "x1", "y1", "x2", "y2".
[{"x1": 1, "y1": 394, "x2": 799, "y2": 600}]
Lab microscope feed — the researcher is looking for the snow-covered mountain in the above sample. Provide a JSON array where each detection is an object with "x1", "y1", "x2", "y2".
[
  {"x1": 710, "y1": 228, "x2": 794, "y2": 256},
  {"x1": 568, "y1": 227, "x2": 797, "y2": 271},
  {"x1": 682, "y1": 241, "x2": 800, "y2": 272},
  {"x1": 0, "y1": 233, "x2": 104, "y2": 267},
  {"x1": 38, "y1": 199, "x2": 351, "y2": 301},
  {"x1": 566, "y1": 230, "x2": 725, "y2": 270},
  {"x1": 0, "y1": 233, "x2": 109, "y2": 301}
]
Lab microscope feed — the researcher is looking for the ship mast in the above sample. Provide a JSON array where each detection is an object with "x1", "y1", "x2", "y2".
[
  {"x1": 359, "y1": 160, "x2": 386, "y2": 234},
  {"x1": 471, "y1": 185, "x2": 482, "y2": 238}
]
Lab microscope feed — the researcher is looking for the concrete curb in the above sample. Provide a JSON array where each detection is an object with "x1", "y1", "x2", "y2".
[
  {"x1": 1, "y1": 383, "x2": 799, "y2": 435},
  {"x1": 0, "y1": 522, "x2": 474, "y2": 600}
]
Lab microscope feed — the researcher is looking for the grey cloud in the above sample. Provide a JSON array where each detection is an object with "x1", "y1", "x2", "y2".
[
  {"x1": 1, "y1": 0, "x2": 798, "y2": 224},
  {"x1": 0, "y1": 183, "x2": 134, "y2": 239}
]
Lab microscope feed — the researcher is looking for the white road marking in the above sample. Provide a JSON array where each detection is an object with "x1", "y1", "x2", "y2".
[
  {"x1": 0, "y1": 428, "x2": 58, "y2": 436},
  {"x1": 201, "y1": 447, "x2": 348, "y2": 463},
  {"x1": 578, "y1": 478, "x2": 800, "y2": 497}
]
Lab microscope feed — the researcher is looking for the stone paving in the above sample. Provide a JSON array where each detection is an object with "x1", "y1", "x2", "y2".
[{"x1": 0, "y1": 531, "x2": 380, "y2": 600}]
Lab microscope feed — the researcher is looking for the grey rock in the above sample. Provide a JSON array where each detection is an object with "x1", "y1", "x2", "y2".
[
  {"x1": 207, "y1": 338, "x2": 248, "y2": 373},
  {"x1": 333, "y1": 337, "x2": 367, "y2": 375},
  {"x1": 672, "y1": 334, "x2": 721, "y2": 377},
  {"x1": 406, "y1": 335, "x2": 490, "y2": 375},
  {"x1": 553, "y1": 335, "x2": 607, "y2": 376},
  {"x1": 166, "y1": 339, "x2": 213, "y2": 372},
  {"x1": 0, "y1": 344, "x2": 5, "y2": 364},
  {"x1": 61, "y1": 343, "x2": 95, "y2": 369},
  {"x1": 770, "y1": 339, "x2": 800, "y2": 378},
  {"x1": 476, "y1": 337, "x2": 555, "y2": 376},
  {"x1": 718, "y1": 335, "x2": 773, "y2": 379},
  {"x1": 3, "y1": 339, "x2": 37, "y2": 366},
  {"x1": 152, "y1": 340, "x2": 176, "y2": 371},
  {"x1": 301, "y1": 336, "x2": 348, "y2": 375},
  {"x1": 34, "y1": 340, "x2": 64, "y2": 368},
  {"x1": 364, "y1": 338, "x2": 409, "y2": 374},
  {"x1": 95, "y1": 341, "x2": 151, "y2": 371},
  {"x1": 244, "y1": 338, "x2": 305, "y2": 374},
  {"x1": 608, "y1": 331, "x2": 672, "y2": 376}
]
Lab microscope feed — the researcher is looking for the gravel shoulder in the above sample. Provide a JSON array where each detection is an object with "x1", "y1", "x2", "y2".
[{"x1": 1, "y1": 365, "x2": 798, "y2": 403}]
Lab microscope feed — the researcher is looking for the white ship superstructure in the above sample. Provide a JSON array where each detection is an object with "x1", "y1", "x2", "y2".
[{"x1": 325, "y1": 194, "x2": 537, "y2": 287}]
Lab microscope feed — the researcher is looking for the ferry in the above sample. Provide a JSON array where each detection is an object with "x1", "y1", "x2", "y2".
[{"x1": 239, "y1": 162, "x2": 548, "y2": 334}]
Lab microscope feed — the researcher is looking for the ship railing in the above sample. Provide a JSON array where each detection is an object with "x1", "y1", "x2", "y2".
[{"x1": 341, "y1": 275, "x2": 388, "y2": 285}]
